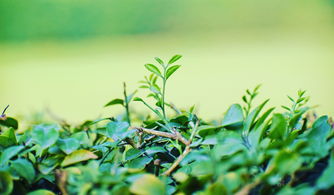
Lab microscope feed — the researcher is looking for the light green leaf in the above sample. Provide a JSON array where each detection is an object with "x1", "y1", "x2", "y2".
[
  {"x1": 154, "y1": 57, "x2": 164, "y2": 65},
  {"x1": 57, "y1": 138, "x2": 80, "y2": 154},
  {"x1": 144, "y1": 64, "x2": 162, "y2": 77},
  {"x1": 106, "y1": 121, "x2": 134, "y2": 141},
  {"x1": 166, "y1": 65, "x2": 181, "y2": 80},
  {"x1": 31, "y1": 124, "x2": 59, "y2": 149},
  {"x1": 168, "y1": 54, "x2": 182, "y2": 64},
  {"x1": 27, "y1": 190, "x2": 55, "y2": 195},
  {"x1": 61, "y1": 149, "x2": 98, "y2": 167},
  {"x1": 130, "y1": 174, "x2": 166, "y2": 195},
  {"x1": 222, "y1": 104, "x2": 244, "y2": 127}
]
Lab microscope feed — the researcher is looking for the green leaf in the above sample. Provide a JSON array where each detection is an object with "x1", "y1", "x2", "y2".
[
  {"x1": 125, "y1": 148, "x2": 144, "y2": 161},
  {"x1": 57, "y1": 138, "x2": 80, "y2": 154},
  {"x1": 166, "y1": 65, "x2": 181, "y2": 80},
  {"x1": 27, "y1": 190, "x2": 55, "y2": 195},
  {"x1": 316, "y1": 150, "x2": 334, "y2": 190},
  {"x1": 61, "y1": 149, "x2": 98, "y2": 167},
  {"x1": 104, "y1": 99, "x2": 124, "y2": 107},
  {"x1": 11, "y1": 158, "x2": 35, "y2": 183},
  {"x1": 0, "y1": 145, "x2": 24, "y2": 166},
  {"x1": 268, "y1": 150, "x2": 302, "y2": 175},
  {"x1": 222, "y1": 104, "x2": 244, "y2": 127},
  {"x1": 0, "y1": 128, "x2": 17, "y2": 147},
  {"x1": 0, "y1": 117, "x2": 18, "y2": 130},
  {"x1": 243, "y1": 99, "x2": 269, "y2": 133},
  {"x1": 268, "y1": 113, "x2": 288, "y2": 140},
  {"x1": 154, "y1": 57, "x2": 164, "y2": 65},
  {"x1": 31, "y1": 124, "x2": 59, "y2": 149},
  {"x1": 144, "y1": 64, "x2": 162, "y2": 77},
  {"x1": 0, "y1": 171, "x2": 13, "y2": 195},
  {"x1": 127, "y1": 156, "x2": 152, "y2": 169},
  {"x1": 213, "y1": 132, "x2": 245, "y2": 158},
  {"x1": 168, "y1": 54, "x2": 182, "y2": 64},
  {"x1": 133, "y1": 97, "x2": 143, "y2": 102},
  {"x1": 106, "y1": 121, "x2": 134, "y2": 141},
  {"x1": 130, "y1": 174, "x2": 166, "y2": 195},
  {"x1": 303, "y1": 116, "x2": 331, "y2": 157}
]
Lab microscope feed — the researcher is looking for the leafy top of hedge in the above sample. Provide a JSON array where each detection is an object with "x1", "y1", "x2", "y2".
[{"x1": 0, "y1": 55, "x2": 334, "y2": 195}]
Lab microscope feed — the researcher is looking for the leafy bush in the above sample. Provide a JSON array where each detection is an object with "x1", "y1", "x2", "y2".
[{"x1": 0, "y1": 55, "x2": 334, "y2": 195}]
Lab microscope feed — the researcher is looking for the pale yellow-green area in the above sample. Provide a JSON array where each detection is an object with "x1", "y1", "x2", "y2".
[{"x1": 1, "y1": 30, "x2": 334, "y2": 123}]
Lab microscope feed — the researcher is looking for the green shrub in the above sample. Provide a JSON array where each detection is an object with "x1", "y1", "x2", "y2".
[{"x1": 0, "y1": 55, "x2": 333, "y2": 195}]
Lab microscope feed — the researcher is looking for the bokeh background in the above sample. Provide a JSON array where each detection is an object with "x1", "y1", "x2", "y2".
[{"x1": 1, "y1": 0, "x2": 334, "y2": 123}]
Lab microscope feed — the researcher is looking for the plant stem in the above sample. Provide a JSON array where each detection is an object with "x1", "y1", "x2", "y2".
[
  {"x1": 163, "y1": 145, "x2": 191, "y2": 176},
  {"x1": 133, "y1": 127, "x2": 189, "y2": 145},
  {"x1": 123, "y1": 82, "x2": 131, "y2": 126},
  {"x1": 161, "y1": 69, "x2": 167, "y2": 119}
]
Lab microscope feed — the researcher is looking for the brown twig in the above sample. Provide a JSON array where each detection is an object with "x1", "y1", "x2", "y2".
[
  {"x1": 235, "y1": 179, "x2": 260, "y2": 195},
  {"x1": 132, "y1": 127, "x2": 189, "y2": 146},
  {"x1": 163, "y1": 145, "x2": 191, "y2": 176},
  {"x1": 132, "y1": 120, "x2": 199, "y2": 176}
]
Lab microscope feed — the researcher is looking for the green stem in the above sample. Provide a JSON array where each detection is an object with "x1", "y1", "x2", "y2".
[
  {"x1": 161, "y1": 69, "x2": 167, "y2": 119},
  {"x1": 123, "y1": 82, "x2": 131, "y2": 126}
]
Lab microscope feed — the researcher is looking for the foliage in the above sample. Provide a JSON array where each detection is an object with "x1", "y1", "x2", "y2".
[{"x1": 0, "y1": 55, "x2": 334, "y2": 195}]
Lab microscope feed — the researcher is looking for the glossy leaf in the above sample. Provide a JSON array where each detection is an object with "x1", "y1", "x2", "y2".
[{"x1": 61, "y1": 149, "x2": 98, "y2": 167}]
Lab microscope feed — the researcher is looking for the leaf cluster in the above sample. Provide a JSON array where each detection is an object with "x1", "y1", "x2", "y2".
[{"x1": 0, "y1": 56, "x2": 334, "y2": 195}]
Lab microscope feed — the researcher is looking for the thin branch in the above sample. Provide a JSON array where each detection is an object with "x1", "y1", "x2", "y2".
[
  {"x1": 132, "y1": 127, "x2": 189, "y2": 146},
  {"x1": 2, "y1": 105, "x2": 9, "y2": 116},
  {"x1": 163, "y1": 145, "x2": 191, "y2": 176},
  {"x1": 235, "y1": 179, "x2": 260, "y2": 195}
]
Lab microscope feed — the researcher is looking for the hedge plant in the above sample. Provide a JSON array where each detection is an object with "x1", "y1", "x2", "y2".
[{"x1": 0, "y1": 55, "x2": 333, "y2": 195}]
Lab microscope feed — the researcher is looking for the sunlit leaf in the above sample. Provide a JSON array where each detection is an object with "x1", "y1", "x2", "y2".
[
  {"x1": 61, "y1": 149, "x2": 98, "y2": 167},
  {"x1": 130, "y1": 174, "x2": 166, "y2": 195}
]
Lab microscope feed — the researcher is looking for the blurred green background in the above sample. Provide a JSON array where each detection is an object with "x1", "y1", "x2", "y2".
[{"x1": 1, "y1": 0, "x2": 334, "y2": 122}]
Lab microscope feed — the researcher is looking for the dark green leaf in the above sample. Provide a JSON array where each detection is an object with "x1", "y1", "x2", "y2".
[
  {"x1": 0, "y1": 117, "x2": 18, "y2": 130},
  {"x1": 104, "y1": 99, "x2": 124, "y2": 107},
  {"x1": 11, "y1": 158, "x2": 35, "y2": 183},
  {"x1": 0, "y1": 171, "x2": 13, "y2": 195},
  {"x1": 0, "y1": 145, "x2": 24, "y2": 166}
]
